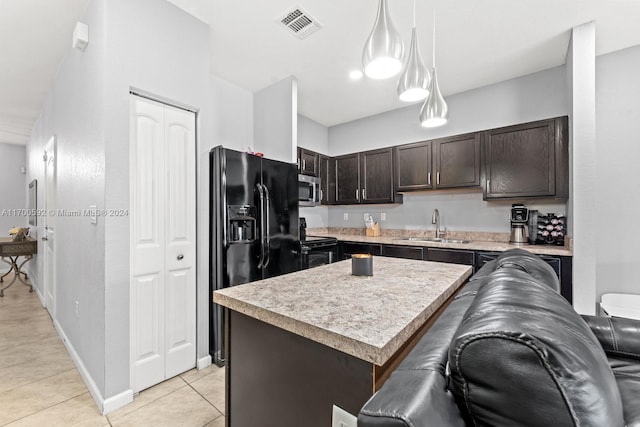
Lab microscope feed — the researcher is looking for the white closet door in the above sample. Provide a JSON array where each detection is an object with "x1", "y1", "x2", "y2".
[
  {"x1": 130, "y1": 95, "x2": 196, "y2": 392},
  {"x1": 164, "y1": 105, "x2": 196, "y2": 378}
]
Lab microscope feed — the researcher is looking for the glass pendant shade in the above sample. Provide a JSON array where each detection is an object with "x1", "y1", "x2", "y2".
[
  {"x1": 420, "y1": 67, "x2": 448, "y2": 127},
  {"x1": 398, "y1": 27, "x2": 430, "y2": 102},
  {"x1": 362, "y1": 0, "x2": 404, "y2": 79}
]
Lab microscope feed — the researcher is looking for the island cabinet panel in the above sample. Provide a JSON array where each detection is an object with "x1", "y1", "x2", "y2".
[
  {"x1": 482, "y1": 116, "x2": 568, "y2": 199},
  {"x1": 227, "y1": 311, "x2": 372, "y2": 427},
  {"x1": 339, "y1": 242, "x2": 382, "y2": 259},
  {"x1": 382, "y1": 244, "x2": 424, "y2": 260},
  {"x1": 433, "y1": 133, "x2": 481, "y2": 188},
  {"x1": 297, "y1": 147, "x2": 319, "y2": 176},
  {"x1": 425, "y1": 248, "x2": 475, "y2": 266},
  {"x1": 334, "y1": 153, "x2": 360, "y2": 204},
  {"x1": 395, "y1": 141, "x2": 433, "y2": 191},
  {"x1": 318, "y1": 155, "x2": 334, "y2": 204}
]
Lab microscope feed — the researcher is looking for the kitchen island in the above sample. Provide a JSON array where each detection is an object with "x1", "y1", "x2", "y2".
[{"x1": 214, "y1": 257, "x2": 472, "y2": 427}]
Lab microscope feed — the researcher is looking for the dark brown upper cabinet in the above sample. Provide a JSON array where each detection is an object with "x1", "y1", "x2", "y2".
[
  {"x1": 297, "y1": 147, "x2": 319, "y2": 176},
  {"x1": 433, "y1": 133, "x2": 481, "y2": 189},
  {"x1": 395, "y1": 141, "x2": 433, "y2": 191},
  {"x1": 334, "y1": 148, "x2": 397, "y2": 205},
  {"x1": 395, "y1": 133, "x2": 480, "y2": 192},
  {"x1": 482, "y1": 116, "x2": 568, "y2": 200},
  {"x1": 318, "y1": 155, "x2": 334, "y2": 205}
]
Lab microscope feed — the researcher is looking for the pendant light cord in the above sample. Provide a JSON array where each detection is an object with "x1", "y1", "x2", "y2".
[{"x1": 432, "y1": 10, "x2": 436, "y2": 67}]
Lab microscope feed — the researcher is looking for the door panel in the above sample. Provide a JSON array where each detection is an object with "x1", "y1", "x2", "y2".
[
  {"x1": 131, "y1": 273, "x2": 164, "y2": 391},
  {"x1": 130, "y1": 95, "x2": 196, "y2": 392},
  {"x1": 44, "y1": 137, "x2": 56, "y2": 317}
]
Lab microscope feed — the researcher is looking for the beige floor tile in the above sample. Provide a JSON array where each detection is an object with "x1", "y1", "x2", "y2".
[
  {"x1": 107, "y1": 376, "x2": 187, "y2": 421},
  {"x1": 190, "y1": 367, "x2": 226, "y2": 414},
  {"x1": 179, "y1": 363, "x2": 224, "y2": 384},
  {"x1": 0, "y1": 349, "x2": 76, "y2": 393},
  {"x1": 110, "y1": 385, "x2": 221, "y2": 427},
  {"x1": 0, "y1": 336, "x2": 66, "y2": 369},
  {"x1": 5, "y1": 392, "x2": 108, "y2": 427},
  {"x1": 203, "y1": 415, "x2": 225, "y2": 427},
  {"x1": 0, "y1": 369, "x2": 88, "y2": 425}
]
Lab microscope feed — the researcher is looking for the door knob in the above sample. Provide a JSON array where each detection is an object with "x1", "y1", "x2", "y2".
[
  {"x1": 42, "y1": 237, "x2": 48, "y2": 241},
  {"x1": 177, "y1": 254, "x2": 184, "y2": 261}
]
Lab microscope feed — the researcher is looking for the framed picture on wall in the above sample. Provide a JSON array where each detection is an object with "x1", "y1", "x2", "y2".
[{"x1": 28, "y1": 179, "x2": 37, "y2": 226}]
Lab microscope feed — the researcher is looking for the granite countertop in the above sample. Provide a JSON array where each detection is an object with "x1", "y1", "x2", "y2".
[
  {"x1": 214, "y1": 257, "x2": 472, "y2": 366},
  {"x1": 309, "y1": 231, "x2": 573, "y2": 257}
]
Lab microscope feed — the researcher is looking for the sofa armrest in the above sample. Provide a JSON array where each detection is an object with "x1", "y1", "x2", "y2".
[{"x1": 582, "y1": 315, "x2": 640, "y2": 360}]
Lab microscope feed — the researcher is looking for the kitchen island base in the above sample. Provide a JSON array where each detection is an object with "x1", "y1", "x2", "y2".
[{"x1": 226, "y1": 310, "x2": 372, "y2": 427}]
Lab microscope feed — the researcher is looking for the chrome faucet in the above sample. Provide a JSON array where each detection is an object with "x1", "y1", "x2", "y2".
[{"x1": 432, "y1": 209, "x2": 441, "y2": 238}]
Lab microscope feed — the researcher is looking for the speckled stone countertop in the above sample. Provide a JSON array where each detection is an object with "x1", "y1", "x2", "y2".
[
  {"x1": 214, "y1": 257, "x2": 472, "y2": 366},
  {"x1": 307, "y1": 228, "x2": 573, "y2": 256}
]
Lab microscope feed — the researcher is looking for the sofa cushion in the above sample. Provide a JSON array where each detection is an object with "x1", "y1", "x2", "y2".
[
  {"x1": 494, "y1": 248, "x2": 560, "y2": 292},
  {"x1": 448, "y1": 270, "x2": 625, "y2": 427}
]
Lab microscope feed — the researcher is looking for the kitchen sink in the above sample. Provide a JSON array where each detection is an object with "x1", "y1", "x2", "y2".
[{"x1": 394, "y1": 237, "x2": 472, "y2": 244}]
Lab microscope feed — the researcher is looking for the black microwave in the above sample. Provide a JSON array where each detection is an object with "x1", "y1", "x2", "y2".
[{"x1": 298, "y1": 174, "x2": 321, "y2": 207}]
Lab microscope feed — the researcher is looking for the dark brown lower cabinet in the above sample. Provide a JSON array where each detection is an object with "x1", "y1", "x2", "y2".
[
  {"x1": 339, "y1": 242, "x2": 382, "y2": 259},
  {"x1": 425, "y1": 248, "x2": 475, "y2": 266},
  {"x1": 382, "y1": 245, "x2": 424, "y2": 260}
]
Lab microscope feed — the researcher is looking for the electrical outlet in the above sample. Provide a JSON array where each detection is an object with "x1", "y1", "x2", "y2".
[
  {"x1": 332, "y1": 405, "x2": 357, "y2": 427},
  {"x1": 363, "y1": 213, "x2": 370, "y2": 221},
  {"x1": 89, "y1": 205, "x2": 97, "y2": 224},
  {"x1": 343, "y1": 213, "x2": 348, "y2": 221},
  {"x1": 75, "y1": 301, "x2": 79, "y2": 319},
  {"x1": 380, "y1": 213, "x2": 386, "y2": 221}
]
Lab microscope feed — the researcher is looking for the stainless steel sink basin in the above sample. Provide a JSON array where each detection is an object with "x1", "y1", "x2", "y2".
[{"x1": 394, "y1": 237, "x2": 472, "y2": 244}]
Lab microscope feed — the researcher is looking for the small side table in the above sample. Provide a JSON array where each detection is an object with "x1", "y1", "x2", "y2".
[{"x1": 0, "y1": 237, "x2": 37, "y2": 297}]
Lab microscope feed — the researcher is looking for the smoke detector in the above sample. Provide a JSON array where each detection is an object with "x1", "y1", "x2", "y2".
[{"x1": 278, "y1": 6, "x2": 322, "y2": 39}]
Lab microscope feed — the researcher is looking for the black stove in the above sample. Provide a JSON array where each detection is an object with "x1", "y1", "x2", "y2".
[{"x1": 300, "y1": 236, "x2": 339, "y2": 268}]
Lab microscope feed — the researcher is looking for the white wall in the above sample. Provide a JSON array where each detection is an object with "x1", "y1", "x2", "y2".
[
  {"x1": 595, "y1": 44, "x2": 640, "y2": 300},
  {"x1": 298, "y1": 114, "x2": 329, "y2": 228},
  {"x1": 254, "y1": 76, "x2": 297, "y2": 163},
  {"x1": 0, "y1": 144, "x2": 27, "y2": 235},
  {"x1": 26, "y1": 0, "x2": 214, "y2": 412},
  {"x1": 211, "y1": 75, "x2": 254, "y2": 152},
  {"x1": 315, "y1": 66, "x2": 569, "y2": 232},
  {"x1": 567, "y1": 23, "x2": 597, "y2": 315}
]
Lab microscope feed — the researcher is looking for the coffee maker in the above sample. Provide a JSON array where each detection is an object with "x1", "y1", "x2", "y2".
[{"x1": 509, "y1": 203, "x2": 529, "y2": 245}]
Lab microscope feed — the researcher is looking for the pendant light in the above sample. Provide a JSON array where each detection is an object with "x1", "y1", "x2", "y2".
[
  {"x1": 420, "y1": 11, "x2": 448, "y2": 127},
  {"x1": 362, "y1": 0, "x2": 404, "y2": 80},
  {"x1": 397, "y1": 0, "x2": 430, "y2": 102}
]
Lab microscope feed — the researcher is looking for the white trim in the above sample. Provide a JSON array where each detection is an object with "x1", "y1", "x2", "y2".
[
  {"x1": 197, "y1": 355, "x2": 212, "y2": 370},
  {"x1": 53, "y1": 320, "x2": 133, "y2": 415},
  {"x1": 103, "y1": 389, "x2": 134, "y2": 415},
  {"x1": 30, "y1": 276, "x2": 46, "y2": 307}
]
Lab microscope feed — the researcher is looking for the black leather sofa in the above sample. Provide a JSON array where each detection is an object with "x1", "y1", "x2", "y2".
[{"x1": 358, "y1": 249, "x2": 640, "y2": 427}]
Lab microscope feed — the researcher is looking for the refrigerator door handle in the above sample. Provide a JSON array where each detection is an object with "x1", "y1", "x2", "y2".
[
  {"x1": 256, "y1": 183, "x2": 266, "y2": 268},
  {"x1": 262, "y1": 184, "x2": 271, "y2": 268}
]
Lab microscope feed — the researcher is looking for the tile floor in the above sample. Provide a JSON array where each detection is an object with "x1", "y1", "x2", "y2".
[{"x1": 0, "y1": 273, "x2": 226, "y2": 426}]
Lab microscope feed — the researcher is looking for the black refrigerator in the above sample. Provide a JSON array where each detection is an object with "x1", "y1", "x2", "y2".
[{"x1": 209, "y1": 146, "x2": 300, "y2": 366}]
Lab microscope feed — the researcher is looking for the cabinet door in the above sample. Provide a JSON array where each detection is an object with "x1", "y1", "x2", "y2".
[
  {"x1": 382, "y1": 245, "x2": 424, "y2": 260},
  {"x1": 425, "y1": 248, "x2": 475, "y2": 266},
  {"x1": 318, "y1": 155, "x2": 334, "y2": 204},
  {"x1": 395, "y1": 141, "x2": 432, "y2": 191},
  {"x1": 433, "y1": 133, "x2": 480, "y2": 189},
  {"x1": 361, "y1": 148, "x2": 395, "y2": 203},
  {"x1": 339, "y1": 242, "x2": 382, "y2": 259},
  {"x1": 300, "y1": 149, "x2": 319, "y2": 176},
  {"x1": 335, "y1": 153, "x2": 360, "y2": 204},
  {"x1": 483, "y1": 118, "x2": 567, "y2": 199}
]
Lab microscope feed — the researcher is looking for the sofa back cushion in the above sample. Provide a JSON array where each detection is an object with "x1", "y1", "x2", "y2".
[{"x1": 448, "y1": 270, "x2": 625, "y2": 427}]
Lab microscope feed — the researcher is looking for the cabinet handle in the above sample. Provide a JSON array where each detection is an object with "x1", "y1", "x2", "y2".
[
  {"x1": 437, "y1": 172, "x2": 441, "y2": 185},
  {"x1": 362, "y1": 189, "x2": 366, "y2": 200},
  {"x1": 428, "y1": 172, "x2": 431, "y2": 186},
  {"x1": 303, "y1": 159, "x2": 306, "y2": 170},
  {"x1": 355, "y1": 189, "x2": 359, "y2": 201}
]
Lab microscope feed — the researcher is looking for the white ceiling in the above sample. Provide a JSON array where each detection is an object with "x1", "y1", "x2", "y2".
[{"x1": 2, "y1": 0, "x2": 640, "y2": 145}]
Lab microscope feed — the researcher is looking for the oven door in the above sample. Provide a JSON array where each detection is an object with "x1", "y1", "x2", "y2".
[{"x1": 301, "y1": 244, "x2": 337, "y2": 269}]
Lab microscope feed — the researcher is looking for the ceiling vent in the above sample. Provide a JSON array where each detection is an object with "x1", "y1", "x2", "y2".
[{"x1": 278, "y1": 6, "x2": 322, "y2": 39}]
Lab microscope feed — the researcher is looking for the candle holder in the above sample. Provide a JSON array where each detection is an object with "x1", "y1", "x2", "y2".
[{"x1": 352, "y1": 254, "x2": 373, "y2": 276}]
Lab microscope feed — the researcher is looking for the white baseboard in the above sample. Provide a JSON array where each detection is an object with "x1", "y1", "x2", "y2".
[
  {"x1": 103, "y1": 389, "x2": 134, "y2": 415},
  {"x1": 53, "y1": 320, "x2": 133, "y2": 415},
  {"x1": 197, "y1": 355, "x2": 212, "y2": 370}
]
